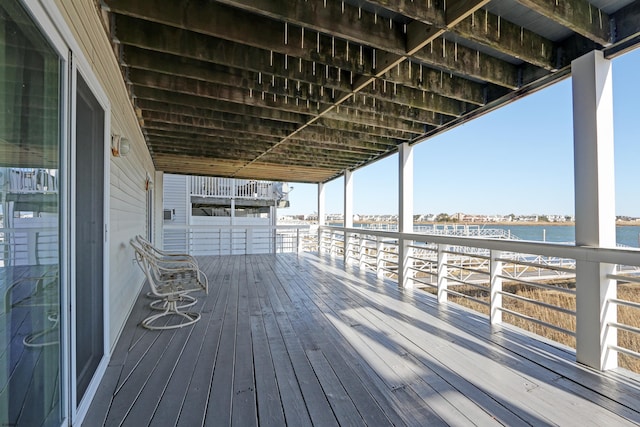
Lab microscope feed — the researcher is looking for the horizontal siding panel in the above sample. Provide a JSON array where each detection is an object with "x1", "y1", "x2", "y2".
[{"x1": 56, "y1": 0, "x2": 159, "y2": 348}]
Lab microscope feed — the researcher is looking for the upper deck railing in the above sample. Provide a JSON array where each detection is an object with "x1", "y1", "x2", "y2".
[
  {"x1": 190, "y1": 176, "x2": 285, "y2": 201},
  {"x1": 163, "y1": 223, "x2": 315, "y2": 256},
  {"x1": 2, "y1": 167, "x2": 58, "y2": 193}
]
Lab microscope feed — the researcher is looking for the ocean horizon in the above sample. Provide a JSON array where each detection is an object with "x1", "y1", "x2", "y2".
[
  {"x1": 326, "y1": 222, "x2": 640, "y2": 248},
  {"x1": 485, "y1": 224, "x2": 640, "y2": 248}
]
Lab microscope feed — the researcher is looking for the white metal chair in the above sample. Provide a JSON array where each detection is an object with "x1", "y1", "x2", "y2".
[
  {"x1": 5, "y1": 269, "x2": 60, "y2": 347},
  {"x1": 130, "y1": 238, "x2": 208, "y2": 330},
  {"x1": 134, "y1": 235, "x2": 202, "y2": 309}
]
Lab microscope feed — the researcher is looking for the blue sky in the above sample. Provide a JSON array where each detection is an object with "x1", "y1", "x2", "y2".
[{"x1": 286, "y1": 48, "x2": 640, "y2": 217}]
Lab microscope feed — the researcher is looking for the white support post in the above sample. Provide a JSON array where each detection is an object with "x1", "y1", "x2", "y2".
[
  {"x1": 271, "y1": 205, "x2": 278, "y2": 254},
  {"x1": 398, "y1": 143, "x2": 414, "y2": 288},
  {"x1": 572, "y1": 50, "x2": 617, "y2": 371},
  {"x1": 318, "y1": 182, "x2": 326, "y2": 254},
  {"x1": 344, "y1": 170, "x2": 353, "y2": 265},
  {"x1": 437, "y1": 244, "x2": 448, "y2": 303},
  {"x1": 490, "y1": 250, "x2": 503, "y2": 325},
  {"x1": 230, "y1": 198, "x2": 236, "y2": 255}
]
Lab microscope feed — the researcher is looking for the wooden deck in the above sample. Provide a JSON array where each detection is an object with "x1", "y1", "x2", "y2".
[{"x1": 83, "y1": 253, "x2": 640, "y2": 426}]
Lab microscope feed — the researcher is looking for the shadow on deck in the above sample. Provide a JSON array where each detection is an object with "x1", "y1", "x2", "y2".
[{"x1": 83, "y1": 253, "x2": 640, "y2": 426}]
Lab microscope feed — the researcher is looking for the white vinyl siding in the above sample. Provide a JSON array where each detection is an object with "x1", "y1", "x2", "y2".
[{"x1": 56, "y1": 0, "x2": 157, "y2": 348}]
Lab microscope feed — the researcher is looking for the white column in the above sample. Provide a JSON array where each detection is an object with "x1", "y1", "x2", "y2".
[
  {"x1": 572, "y1": 50, "x2": 617, "y2": 371},
  {"x1": 398, "y1": 143, "x2": 414, "y2": 288},
  {"x1": 318, "y1": 182, "x2": 326, "y2": 254},
  {"x1": 271, "y1": 205, "x2": 276, "y2": 254},
  {"x1": 344, "y1": 170, "x2": 353, "y2": 264},
  {"x1": 229, "y1": 198, "x2": 236, "y2": 255}
]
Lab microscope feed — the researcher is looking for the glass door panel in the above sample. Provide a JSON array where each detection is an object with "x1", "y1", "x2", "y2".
[
  {"x1": 0, "y1": 1, "x2": 63, "y2": 426},
  {"x1": 74, "y1": 74, "x2": 104, "y2": 406}
]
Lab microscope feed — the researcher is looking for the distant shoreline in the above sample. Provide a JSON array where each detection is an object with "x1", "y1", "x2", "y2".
[
  {"x1": 347, "y1": 220, "x2": 640, "y2": 226},
  {"x1": 423, "y1": 221, "x2": 640, "y2": 226}
]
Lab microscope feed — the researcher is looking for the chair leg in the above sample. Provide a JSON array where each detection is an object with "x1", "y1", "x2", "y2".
[
  {"x1": 141, "y1": 299, "x2": 200, "y2": 330},
  {"x1": 149, "y1": 294, "x2": 197, "y2": 310},
  {"x1": 23, "y1": 312, "x2": 59, "y2": 348}
]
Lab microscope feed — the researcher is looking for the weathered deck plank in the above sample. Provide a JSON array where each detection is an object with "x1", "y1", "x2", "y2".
[
  {"x1": 175, "y1": 257, "x2": 232, "y2": 427},
  {"x1": 83, "y1": 253, "x2": 640, "y2": 427}
]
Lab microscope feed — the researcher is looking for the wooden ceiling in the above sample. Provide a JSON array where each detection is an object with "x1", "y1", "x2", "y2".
[{"x1": 103, "y1": 0, "x2": 640, "y2": 183}]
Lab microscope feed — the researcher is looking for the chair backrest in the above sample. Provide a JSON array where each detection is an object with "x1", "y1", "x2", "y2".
[{"x1": 135, "y1": 235, "x2": 197, "y2": 266}]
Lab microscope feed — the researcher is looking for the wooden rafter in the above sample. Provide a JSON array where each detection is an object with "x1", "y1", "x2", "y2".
[{"x1": 102, "y1": 0, "x2": 640, "y2": 183}]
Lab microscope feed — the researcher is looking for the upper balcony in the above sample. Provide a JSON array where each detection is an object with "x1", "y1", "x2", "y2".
[{"x1": 189, "y1": 176, "x2": 290, "y2": 207}]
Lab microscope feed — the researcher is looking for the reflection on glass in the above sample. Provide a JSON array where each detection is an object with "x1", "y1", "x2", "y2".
[{"x1": 0, "y1": 1, "x2": 62, "y2": 426}]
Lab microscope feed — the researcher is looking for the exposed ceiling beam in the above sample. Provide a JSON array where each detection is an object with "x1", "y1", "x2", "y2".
[
  {"x1": 118, "y1": 20, "x2": 489, "y2": 106},
  {"x1": 127, "y1": 65, "x2": 463, "y2": 121},
  {"x1": 194, "y1": 0, "x2": 407, "y2": 54},
  {"x1": 141, "y1": 120, "x2": 290, "y2": 142},
  {"x1": 514, "y1": 0, "x2": 611, "y2": 45},
  {"x1": 453, "y1": 11, "x2": 557, "y2": 70},
  {"x1": 114, "y1": 15, "x2": 373, "y2": 81},
  {"x1": 140, "y1": 110, "x2": 298, "y2": 135},
  {"x1": 321, "y1": 108, "x2": 429, "y2": 134},
  {"x1": 129, "y1": 69, "x2": 450, "y2": 131},
  {"x1": 368, "y1": 0, "x2": 557, "y2": 70},
  {"x1": 134, "y1": 92, "x2": 310, "y2": 125},
  {"x1": 411, "y1": 38, "x2": 522, "y2": 89}
]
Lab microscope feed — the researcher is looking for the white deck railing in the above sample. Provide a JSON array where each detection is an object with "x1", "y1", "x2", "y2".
[
  {"x1": 318, "y1": 225, "x2": 640, "y2": 373},
  {"x1": 161, "y1": 222, "x2": 640, "y2": 373},
  {"x1": 0, "y1": 227, "x2": 58, "y2": 267},
  {"x1": 3, "y1": 168, "x2": 58, "y2": 193},
  {"x1": 190, "y1": 177, "x2": 277, "y2": 200},
  {"x1": 163, "y1": 224, "x2": 315, "y2": 256}
]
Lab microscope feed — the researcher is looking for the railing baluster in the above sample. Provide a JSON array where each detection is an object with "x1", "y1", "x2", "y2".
[
  {"x1": 376, "y1": 236, "x2": 384, "y2": 278},
  {"x1": 437, "y1": 244, "x2": 448, "y2": 303},
  {"x1": 490, "y1": 249, "x2": 503, "y2": 325}
]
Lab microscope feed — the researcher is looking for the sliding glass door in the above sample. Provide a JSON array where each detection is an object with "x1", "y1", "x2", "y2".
[
  {"x1": 0, "y1": 1, "x2": 63, "y2": 426},
  {"x1": 74, "y1": 74, "x2": 105, "y2": 407}
]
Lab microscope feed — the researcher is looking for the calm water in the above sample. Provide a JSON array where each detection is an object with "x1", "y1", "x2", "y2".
[
  {"x1": 328, "y1": 222, "x2": 640, "y2": 248},
  {"x1": 488, "y1": 225, "x2": 640, "y2": 248}
]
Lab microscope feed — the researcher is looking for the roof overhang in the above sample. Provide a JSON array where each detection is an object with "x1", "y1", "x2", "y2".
[{"x1": 103, "y1": 0, "x2": 640, "y2": 183}]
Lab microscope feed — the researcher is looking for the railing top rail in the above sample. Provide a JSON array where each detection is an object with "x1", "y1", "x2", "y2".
[
  {"x1": 165, "y1": 224, "x2": 311, "y2": 231},
  {"x1": 319, "y1": 225, "x2": 640, "y2": 266}
]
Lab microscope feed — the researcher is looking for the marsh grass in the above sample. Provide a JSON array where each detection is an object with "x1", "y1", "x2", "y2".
[{"x1": 420, "y1": 281, "x2": 640, "y2": 373}]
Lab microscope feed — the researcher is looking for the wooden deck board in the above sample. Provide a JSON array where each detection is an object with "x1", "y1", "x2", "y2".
[
  {"x1": 149, "y1": 256, "x2": 230, "y2": 425},
  {"x1": 203, "y1": 255, "x2": 239, "y2": 426},
  {"x1": 310, "y1": 267, "x2": 548, "y2": 424},
  {"x1": 175, "y1": 258, "x2": 232, "y2": 427},
  {"x1": 232, "y1": 257, "x2": 259, "y2": 427},
  {"x1": 83, "y1": 253, "x2": 640, "y2": 427},
  {"x1": 247, "y1": 260, "x2": 287, "y2": 427},
  {"x1": 273, "y1": 262, "x2": 401, "y2": 426},
  {"x1": 335, "y1": 258, "x2": 640, "y2": 425}
]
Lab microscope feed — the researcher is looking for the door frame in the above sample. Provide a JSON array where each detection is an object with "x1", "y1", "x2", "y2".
[
  {"x1": 20, "y1": 1, "x2": 112, "y2": 425},
  {"x1": 70, "y1": 64, "x2": 111, "y2": 421}
]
